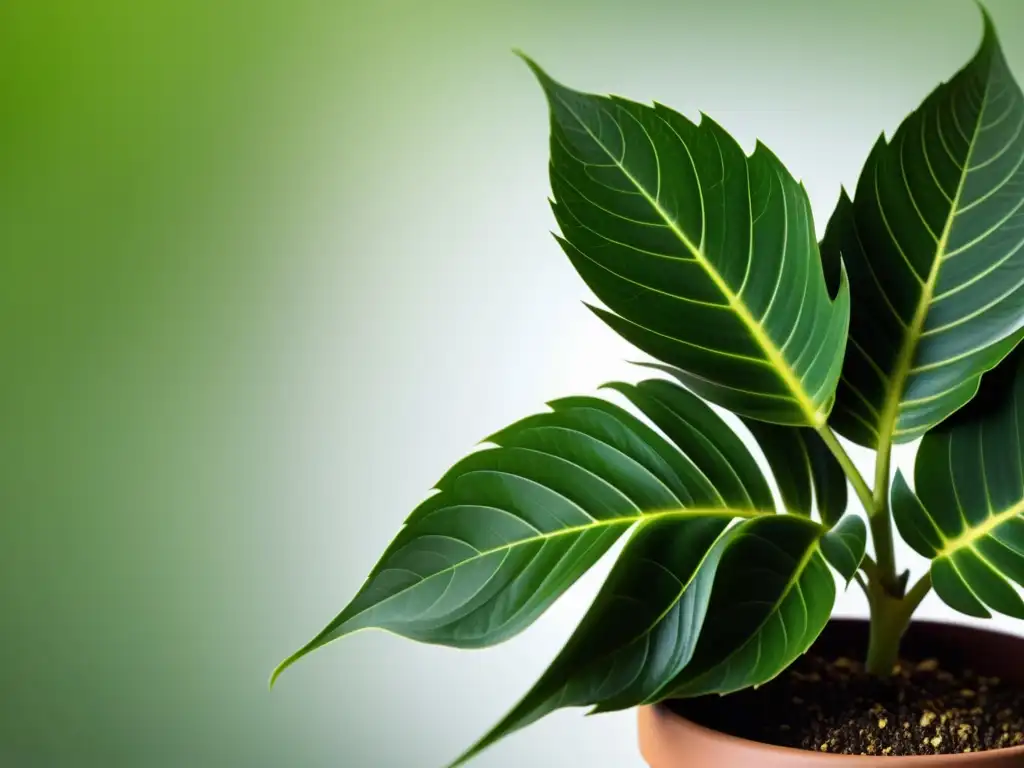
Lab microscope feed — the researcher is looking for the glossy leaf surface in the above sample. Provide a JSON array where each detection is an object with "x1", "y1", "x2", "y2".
[
  {"x1": 893, "y1": 348, "x2": 1024, "y2": 618},
  {"x1": 820, "y1": 515, "x2": 868, "y2": 584},
  {"x1": 824, "y1": 10, "x2": 1024, "y2": 447},
  {"x1": 448, "y1": 514, "x2": 731, "y2": 767},
  {"x1": 523, "y1": 55, "x2": 849, "y2": 427},
  {"x1": 662, "y1": 514, "x2": 834, "y2": 697},
  {"x1": 604, "y1": 379, "x2": 775, "y2": 511},
  {"x1": 272, "y1": 381, "x2": 775, "y2": 684},
  {"x1": 450, "y1": 514, "x2": 833, "y2": 767},
  {"x1": 742, "y1": 419, "x2": 849, "y2": 525}
]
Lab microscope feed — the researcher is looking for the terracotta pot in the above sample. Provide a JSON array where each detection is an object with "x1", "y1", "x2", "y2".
[{"x1": 638, "y1": 619, "x2": 1024, "y2": 766}]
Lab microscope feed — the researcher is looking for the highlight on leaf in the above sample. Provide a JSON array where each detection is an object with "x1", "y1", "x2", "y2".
[
  {"x1": 894, "y1": 345, "x2": 1024, "y2": 619},
  {"x1": 823, "y1": 6, "x2": 1024, "y2": 449},
  {"x1": 272, "y1": 377, "x2": 782, "y2": 686},
  {"x1": 515, "y1": 53, "x2": 850, "y2": 428},
  {"x1": 450, "y1": 514, "x2": 836, "y2": 767}
]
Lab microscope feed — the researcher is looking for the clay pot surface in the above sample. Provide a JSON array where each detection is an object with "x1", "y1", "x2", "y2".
[{"x1": 638, "y1": 619, "x2": 1024, "y2": 766}]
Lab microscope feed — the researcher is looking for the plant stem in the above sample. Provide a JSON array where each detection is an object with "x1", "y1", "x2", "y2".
[
  {"x1": 902, "y1": 572, "x2": 933, "y2": 613},
  {"x1": 853, "y1": 571, "x2": 870, "y2": 600},
  {"x1": 816, "y1": 427, "x2": 934, "y2": 672},
  {"x1": 864, "y1": 572, "x2": 932, "y2": 675},
  {"x1": 859, "y1": 554, "x2": 882, "y2": 583},
  {"x1": 816, "y1": 426, "x2": 900, "y2": 588},
  {"x1": 865, "y1": 591, "x2": 910, "y2": 675},
  {"x1": 871, "y1": 439, "x2": 899, "y2": 592},
  {"x1": 816, "y1": 426, "x2": 874, "y2": 519}
]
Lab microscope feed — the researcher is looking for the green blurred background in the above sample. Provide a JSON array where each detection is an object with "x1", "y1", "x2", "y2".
[{"x1": 2, "y1": 1, "x2": 1022, "y2": 766}]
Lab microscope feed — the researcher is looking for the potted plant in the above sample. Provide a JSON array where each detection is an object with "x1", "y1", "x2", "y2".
[{"x1": 272, "y1": 4, "x2": 1024, "y2": 764}]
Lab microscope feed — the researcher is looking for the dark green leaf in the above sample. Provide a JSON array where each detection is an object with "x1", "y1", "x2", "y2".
[
  {"x1": 449, "y1": 513, "x2": 834, "y2": 767},
  {"x1": 895, "y1": 346, "x2": 1024, "y2": 619},
  {"x1": 820, "y1": 515, "x2": 868, "y2": 584},
  {"x1": 891, "y1": 470, "x2": 946, "y2": 559},
  {"x1": 271, "y1": 386, "x2": 775, "y2": 685},
  {"x1": 447, "y1": 513, "x2": 732, "y2": 767},
  {"x1": 742, "y1": 420, "x2": 849, "y2": 525},
  {"x1": 806, "y1": 432, "x2": 851, "y2": 527},
  {"x1": 743, "y1": 421, "x2": 812, "y2": 515},
  {"x1": 520, "y1": 54, "x2": 850, "y2": 427},
  {"x1": 603, "y1": 379, "x2": 774, "y2": 511},
  {"x1": 662, "y1": 514, "x2": 835, "y2": 697},
  {"x1": 823, "y1": 8, "x2": 1024, "y2": 448}
]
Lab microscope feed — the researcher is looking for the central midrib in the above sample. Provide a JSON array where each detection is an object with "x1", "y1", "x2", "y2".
[
  {"x1": 876, "y1": 80, "x2": 991, "y2": 446},
  {"x1": 557, "y1": 96, "x2": 827, "y2": 427},
  {"x1": 938, "y1": 497, "x2": 1024, "y2": 557},
  {"x1": 343, "y1": 506, "x2": 773, "y2": 624},
  {"x1": 270, "y1": 504, "x2": 779, "y2": 685}
]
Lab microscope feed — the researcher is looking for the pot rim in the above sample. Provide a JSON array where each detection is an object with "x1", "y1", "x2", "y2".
[{"x1": 642, "y1": 618, "x2": 1024, "y2": 763}]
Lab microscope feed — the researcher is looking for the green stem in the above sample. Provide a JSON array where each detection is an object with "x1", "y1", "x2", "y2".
[
  {"x1": 816, "y1": 426, "x2": 935, "y2": 673},
  {"x1": 902, "y1": 572, "x2": 933, "y2": 614},
  {"x1": 816, "y1": 426, "x2": 899, "y2": 586},
  {"x1": 859, "y1": 554, "x2": 882, "y2": 583},
  {"x1": 816, "y1": 426, "x2": 874, "y2": 519},
  {"x1": 871, "y1": 439, "x2": 899, "y2": 591},
  {"x1": 864, "y1": 572, "x2": 932, "y2": 675},
  {"x1": 866, "y1": 592, "x2": 909, "y2": 675},
  {"x1": 853, "y1": 571, "x2": 870, "y2": 600}
]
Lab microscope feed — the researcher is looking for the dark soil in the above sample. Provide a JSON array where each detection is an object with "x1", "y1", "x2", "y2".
[{"x1": 670, "y1": 653, "x2": 1024, "y2": 756}]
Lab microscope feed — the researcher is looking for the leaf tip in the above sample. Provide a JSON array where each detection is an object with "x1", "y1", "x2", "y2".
[
  {"x1": 267, "y1": 624, "x2": 344, "y2": 691},
  {"x1": 268, "y1": 651, "x2": 300, "y2": 690},
  {"x1": 513, "y1": 50, "x2": 560, "y2": 95},
  {"x1": 444, "y1": 722, "x2": 514, "y2": 768},
  {"x1": 962, "y1": 2, "x2": 1003, "y2": 72},
  {"x1": 972, "y1": 0, "x2": 996, "y2": 35},
  {"x1": 511, "y1": 48, "x2": 537, "y2": 70}
]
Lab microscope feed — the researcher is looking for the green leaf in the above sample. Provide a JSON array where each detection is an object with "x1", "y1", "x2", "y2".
[
  {"x1": 659, "y1": 514, "x2": 835, "y2": 697},
  {"x1": 447, "y1": 513, "x2": 733, "y2": 767},
  {"x1": 893, "y1": 346, "x2": 1024, "y2": 619},
  {"x1": 823, "y1": 7, "x2": 1024, "y2": 448},
  {"x1": 447, "y1": 381, "x2": 779, "y2": 763},
  {"x1": 271, "y1": 383, "x2": 775, "y2": 685},
  {"x1": 519, "y1": 54, "x2": 850, "y2": 428},
  {"x1": 448, "y1": 514, "x2": 830, "y2": 767},
  {"x1": 820, "y1": 515, "x2": 868, "y2": 584},
  {"x1": 891, "y1": 470, "x2": 945, "y2": 559},
  {"x1": 603, "y1": 379, "x2": 775, "y2": 511},
  {"x1": 741, "y1": 420, "x2": 849, "y2": 525}
]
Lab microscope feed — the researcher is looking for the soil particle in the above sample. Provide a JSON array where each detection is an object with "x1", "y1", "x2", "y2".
[{"x1": 671, "y1": 654, "x2": 1024, "y2": 756}]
